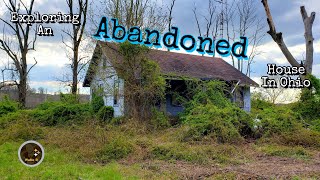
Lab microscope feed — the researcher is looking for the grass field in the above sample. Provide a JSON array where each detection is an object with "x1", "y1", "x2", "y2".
[
  {"x1": 1, "y1": 95, "x2": 320, "y2": 179},
  {"x1": 1, "y1": 120, "x2": 320, "y2": 179}
]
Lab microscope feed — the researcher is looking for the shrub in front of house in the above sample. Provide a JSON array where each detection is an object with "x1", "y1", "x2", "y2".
[
  {"x1": 97, "y1": 106, "x2": 114, "y2": 123},
  {"x1": 91, "y1": 94, "x2": 104, "y2": 113},
  {"x1": 116, "y1": 42, "x2": 166, "y2": 121},
  {"x1": 32, "y1": 101, "x2": 92, "y2": 126},
  {"x1": 180, "y1": 104, "x2": 246, "y2": 143},
  {"x1": 150, "y1": 108, "x2": 170, "y2": 130},
  {"x1": 179, "y1": 81, "x2": 254, "y2": 143}
]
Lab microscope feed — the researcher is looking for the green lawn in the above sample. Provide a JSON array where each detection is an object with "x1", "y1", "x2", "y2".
[{"x1": 0, "y1": 142, "x2": 137, "y2": 180}]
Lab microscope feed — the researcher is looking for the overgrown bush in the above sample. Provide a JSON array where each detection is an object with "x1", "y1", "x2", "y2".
[
  {"x1": 182, "y1": 80, "x2": 232, "y2": 110},
  {"x1": 113, "y1": 42, "x2": 166, "y2": 121},
  {"x1": 251, "y1": 76, "x2": 320, "y2": 136},
  {"x1": 251, "y1": 80, "x2": 320, "y2": 147},
  {"x1": 0, "y1": 111, "x2": 23, "y2": 129},
  {"x1": 0, "y1": 96, "x2": 19, "y2": 117},
  {"x1": 150, "y1": 108, "x2": 170, "y2": 130},
  {"x1": 253, "y1": 104, "x2": 300, "y2": 136},
  {"x1": 96, "y1": 135, "x2": 133, "y2": 162},
  {"x1": 181, "y1": 104, "x2": 245, "y2": 143},
  {"x1": 179, "y1": 81, "x2": 253, "y2": 143},
  {"x1": 251, "y1": 96, "x2": 274, "y2": 112},
  {"x1": 293, "y1": 74, "x2": 320, "y2": 129},
  {"x1": 32, "y1": 101, "x2": 92, "y2": 126},
  {"x1": 97, "y1": 106, "x2": 114, "y2": 122},
  {"x1": 91, "y1": 94, "x2": 105, "y2": 113},
  {"x1": 60, "y1": 93, "x2": 80, "y2": 104},
  {"x1": 310, "y1": 119, "x2": 320, "y2": 132}
]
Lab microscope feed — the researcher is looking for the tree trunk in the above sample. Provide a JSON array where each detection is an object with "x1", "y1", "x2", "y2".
[
  {"x1": 301, "y1": 6, "x2": 315, "y2": 74},
  {"x1": 0, "y1": 0, "x2": 36, "y2": 108},
  {"x1": 261, "y1": 0, "x2": 316, "y2": 74},
  {"x1": 72, "y1": 47, "x2": 79, "y2": 94},
  {"x1": 18, "y1": 76, "x2": 27, "y2": 107},
  {"x1": 18, "y1": 54, "x2": 27, "y2": 107},
  {"x1": 261, "y1": 0, "x2": 300, "y2": 68}
]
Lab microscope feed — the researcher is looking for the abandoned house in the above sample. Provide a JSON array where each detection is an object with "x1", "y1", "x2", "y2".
[{"x1": 83, "y1": 42, "x2": 258, "y2": 117}]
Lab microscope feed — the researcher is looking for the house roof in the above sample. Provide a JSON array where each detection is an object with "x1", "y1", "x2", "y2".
[{"x1": 83, "y1": 41, "x2": 258, "y2": 87}]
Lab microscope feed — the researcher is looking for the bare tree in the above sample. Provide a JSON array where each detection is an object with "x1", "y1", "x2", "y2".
[
  {"x1": 193, "y1": 0, "x2": 217, "y2": 38},
  {"x1": 166, "y1": 0, "x2": 176, "y2": 51},
  {"x1": 259, "y1": 86, "x2": 298, "y2": 104},
  {"x1": 263, "y1": 88, "x2": 285, "y2": 104},
  {"x1": 192, "y1": 0, "x2": 218, "y2": 58},
  {"x1": 62, "y1": 0, "x2": 89, "y2": 94},
  {"x1": 192, "y1": 0, "x2": 265, "y2": 76},
  {"x1": 38, "y1": 87, "x2": 45, "y2": 94},
  {"x1": 91, "y1": 0, "x2": 168, "y2": 32},
  {"x1": 261, "y1": 0, "x2": 316, "y2": 74},
  {"x1": 0, "y1": 0, "x2": 37, "y2": 107},
  {"x1": 225, "y1": 0, "x2": 265, "y2": 76},
  {"x1": 167, "y1": 0, "x2": 176, "y2": 32}
]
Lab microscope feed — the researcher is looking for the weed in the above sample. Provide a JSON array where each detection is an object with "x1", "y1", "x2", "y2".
[
  {"x1": 276, "y1": 129, "x2": 320, "y2": 147},
  {"x1": 150, "y1": 108, "x2": 170, "y2": 130},
  {"x1": 45, "y1": 123, "x2": 109, "y2": 159},
  {"x1": 0, "y1": 119, "x2": 44, "y2": 144},
  {"x1": 91, "y1": 94, "x2": 104, "y2": 113},
  {"x1": 257, "y1": 144, "x2": 311, "y2": 160},
  {"x1": 97, "y1": 106, "x2": 114, "y2": 122},
  {"x1": 151, "y1": 143, "x2": 208, "y2": 164},
  {"x1": 96, "y1": 135, "x2": 134, "y2": 162}
]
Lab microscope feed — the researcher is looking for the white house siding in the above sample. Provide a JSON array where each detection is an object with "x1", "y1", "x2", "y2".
[{"x1": 90, "y1": 55, "x2": 125, "y2": 117}]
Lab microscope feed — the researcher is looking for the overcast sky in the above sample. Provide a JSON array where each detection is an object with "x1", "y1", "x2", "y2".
[{"x1": 0, "y1": 0, "x2": 319, "y2": 94}]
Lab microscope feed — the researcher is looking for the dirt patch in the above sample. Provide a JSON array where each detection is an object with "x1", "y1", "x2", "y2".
[
  {"x1": 139, "y1": 151, "x2": 320, "y2": 179},
  {"x1": 225, "y1": 155, "x2": 320, "y2": 179}
]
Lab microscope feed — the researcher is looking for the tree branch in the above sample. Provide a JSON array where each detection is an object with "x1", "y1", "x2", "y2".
[
  {"x1": 27, "y1": 57, "x2": 37, "y2": 75},
  {"x1": 261, "y1": 0, "x2": 300, "y2": 68}
]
